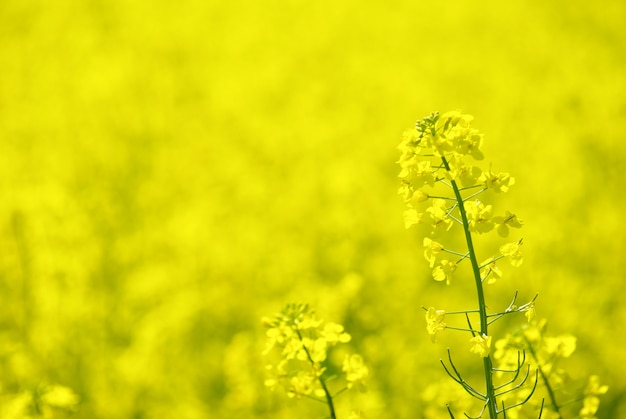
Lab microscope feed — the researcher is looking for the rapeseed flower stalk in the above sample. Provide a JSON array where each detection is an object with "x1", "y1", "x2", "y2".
[
  {"x1": 398, "y1": 112, "x2": 607, "y2": 418},
  {"x1": 262, "y1": 303, "x2": 368, "y2": 419}
]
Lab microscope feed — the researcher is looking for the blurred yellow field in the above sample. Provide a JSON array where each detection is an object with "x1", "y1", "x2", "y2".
[{"x1": 1, "y1": 1, "x2": 624, "y2": 417}]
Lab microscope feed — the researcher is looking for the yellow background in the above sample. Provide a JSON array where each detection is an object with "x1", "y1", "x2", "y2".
[{"x1": 1, "y1": 0, "x2": 624, "y2": 417}]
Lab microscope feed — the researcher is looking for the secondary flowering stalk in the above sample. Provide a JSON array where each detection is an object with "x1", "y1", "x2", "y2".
[{"x1": 262, "y1": 303, "x2": 368, "y2": 419}]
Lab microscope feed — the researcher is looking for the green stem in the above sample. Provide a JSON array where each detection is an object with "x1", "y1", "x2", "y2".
[
  {"x1": 441, "y1": 156, "x2": 498, "y2": 419},
  {"x1": 524, "y1": 336, "x2": 562, "y2": 418},
  {"x1": 295, "y1": 328, "x2": 337, "y2": 419}
]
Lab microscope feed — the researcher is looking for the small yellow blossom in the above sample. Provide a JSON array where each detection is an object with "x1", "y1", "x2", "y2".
[
  {"x1": 493, "y1": 210, "x2": 523, "y2": 237},
  {"x1": 283, "y1": 335, "x2": 306, "y2": 360},
  {"x1": 397, "y1": 181, "x2": 412, "y2": 200},
  {"x1": 544, "y1": 335, "x2": 576, "y2": 358},
  {"x1": 425, "y1": 307, "x2": 446, "y2": 342},
  {"x1": 320, "y1": 322, "x2": 351, "y2": 344},
  {"x1": 480, "y1": 168, "x2": 515, "y2": 193},
  {"x1": 410, "y1": 189, "x2": 430, "y2": 204},
  {"x1": 403, "y1": 208, "x2": 422, "y2": 229},
  {"x1": 399, "y1": 160, "x2": 437, "y2": 187},
  {"x1": 397, "y1": 128, "x2": 420, "y2": 151},
  {"x1": 40, "y1": 385, "x2": 80, "y2": 410},
  {"x1": 580, "y1": 396, "x2": 601, "y2": 419},
  {"x1": 479, "y1": 257, "x2": 502, "y2": 284},
  {"x1": 287, "y1": 371, "x2": 322, "y2": 398},
  {"x1": 432, "y1": 259, "x2": 457, "y2": 284},
  {"x1": 425, "y1": 199, "x2": 454, "y2": 236},
  {"x1": 580, "y1": 375, "x2": 608, "y2": 418},
  {"x1": 500, "y1": 239, "x2": 523, "y2": 267},
  {"x1": 423, "y1": 237, "x2": 444, "y2": 267},
  {"x1": 585, "y1": 375, "x2": 609, "y2": 396},
  {"x1": 343, "y1": 354, "x2": 369, "y2": 391},
  {"x1": 469, "y1": 334, "x2": 492, "y2": 357},
  {"x1": 444, "y1": 155, "x2": 482, "y2": 184},
  {"x1": 522, "y1": 301, "x2": 535, "y2": 322},
  {"x1": 523, "y1": 319, "x2": 547, "y2": 343},
  {"x1": 464, "y1": 200, "x2": 494, "y2": 234},
  {"x1": 455, "y1": 130, "x2": 484, "y2": 160},
  {"x1": 456, "y1": 164, "x2": 483, "y2": 187}
]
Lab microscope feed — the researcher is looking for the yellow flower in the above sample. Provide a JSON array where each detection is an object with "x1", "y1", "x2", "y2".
[
  {"x1": 500, "y1": 239, "x2": 523, "y2": 267},
  {"x1": 263, "y1": 324, "x2": 293, "y2": 354},
  {"x1": 283, "y1": 335, "x2": 306, "y2": 360},
  {"x1": 464, "y1": 200, "x2": 494, "y2": 234},
  {"x1": 479, "y1": 257, "x2": 502, "y2": 284},
  {"x1": 432, "y1": 133, "x2": 455, "y2": 154},
  {"x1": 397, "y1": 181, "x2": 412, "y2": 201},
  {"x1": 425, "y1": 199, "x2": 453, "y2": 236},
  {"x1": 343, "y1": 354, "x2": 369, "y2": 391},
  {"x1": 523, "y1": 319, "x2": 547, "y2": 343},
  {"x1": 40, "y1": 385, "x2": 80, "y2": 410},
  {"x1": 264, "y1": 361, "x2": 287, "y2": 390},
  {"x1": 300, "y1": 337, "x2": 328, "y2": 363},
  {"x1": 432, "y1": 259, "x2": 456, "y2": 285},
  {"x1": 493, "y1": 210, "x2": 523, "y2": 237},
  {"x1": 544, "y1": 335, "x2": 576, "y2": 358},
  {"x1": 479, "y1": 168, "x2": 515, "y2": 193},
  {"x1": 399, "y1": 160, "x2": 437, "y2": 187},
  {"x1": 580, "y1": 396, "x2": 600, "y2": 419},
  {"x1": 423, "y1": 237, "x2": 444, "y2": 267},
  {"x1": 469, "y1": 334, "x2": 492, "y2": 357},
  {"x1": 320, "y1": 322, "x2": 351, "y2": 344},
  {"x1": 585, "y1": 375, "x2": 609, "y2": 396},
  {"x1": 398, "y1": 128, "x2": 420, "y2": 151},
  {"x1": 288, "y1": 371, "x2": 322, "y2": 398},
  {"x1": 425, "y1": 307, "x2": 446, "y2": 342},
  {"x1": 580, "y1": 375, "x2": 608, "y2": 419},
  {"x1": 403, "y1": 208, "x2": 422, "y2": 229},
  {"x1": 523, "y1": 301, "x2": 536, "y2": 322},
  {"x1": 410, "y1": 189, "x2": 430, "y2": 205},
  {"x1": 456, "y1": 164, "x2": 483, "y2": 187},
  {"x1": 455, "y1": 130, "x2": 484, "y2": 160}
]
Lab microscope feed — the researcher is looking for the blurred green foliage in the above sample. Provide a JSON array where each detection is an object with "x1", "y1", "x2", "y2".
[{"x1": 0, "y1": 0, "x2": 624, "y2": 417}]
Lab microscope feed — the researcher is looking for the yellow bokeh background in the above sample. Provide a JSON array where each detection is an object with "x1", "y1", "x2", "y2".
[{"x1": 1, "y1": 0, "x2": 624, "y2": 417}]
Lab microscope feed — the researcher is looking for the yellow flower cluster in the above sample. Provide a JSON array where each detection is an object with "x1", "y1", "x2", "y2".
[
  {"x1": 580, "y1": 375, "x2": 609, "y2": 419},
  {"x1": 262, "y1": 304, "x2": 368, "y2": 401},
  {"x1": 494, "y1": 319, "x2": 576, "y2": 381},
  {"x1": 397, "y1": 111, "x2": 523, "y2": 285},
  {"x1": 1, "y1": 384, "x2": 80, "y2": 418},
  {"x1": 425, "y1": 307, "x2": 446, "y2": 342},
  {"x1": 343, "y1": 354, "x2": 369, "y2": 391},
  {"x1": 492, "y1": 319, "x2": 607, "y2": 417}
]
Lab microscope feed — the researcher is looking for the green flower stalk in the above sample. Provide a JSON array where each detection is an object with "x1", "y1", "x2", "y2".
[
  {"x1": 398, "y1": 111, "x2": 608, "y2": 418},
  {"x1": 398, "y1": 111, "x2": 535, "y2": 418}
]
